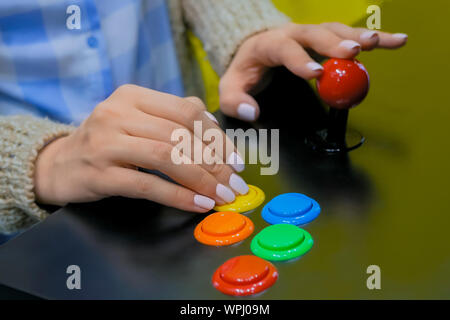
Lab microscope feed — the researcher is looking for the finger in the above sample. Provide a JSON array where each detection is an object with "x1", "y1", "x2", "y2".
[
  {"x1": 179, "y1": 97, "x2": 244, "y2": 173},
  {"x1": 178, "y1": 133, "x2": 248, "y2": 195},
  {"x1": 220, "y1": 35, "x2": 326, "y2": 120},
  {"x1": 219, "y1": 69, "x2": 261, "y2": 122},
  {"x1": 321, "y1": 23, "x2": 380, "y2": 51},
  {"x1": 125, "y1": 105, "x2": 242, "y2": 174},
  {"x1": 265, "y1": 38, "x2": 325, "y2": 80},
  {"x1": 185, "y1": 96, "x2": 219, "y2": 125},
  {"x1": 123, "y1": 111, "x2": 248, "y2": 195},
  {"x1": 114, "y1": 86, "x2": 243, "y2": 172},
  {"x1": 184, "y1": 96, "x2": 207, "y2": 110},
  {"x1": 361, "y1": 29, "x2": 408, "y2": 48},
  {"x1": 321, "y1": 23, "x2": 407, "y2": 50},
  {"x1": 102, "y1": 167, "x2": 215, "y2": 213},
  {"x1": 115, "y1": 135, "x2": 236, "y2": 205},
  {"x1": 287, "y1": 24, "x2": 361, "y2": 59}
]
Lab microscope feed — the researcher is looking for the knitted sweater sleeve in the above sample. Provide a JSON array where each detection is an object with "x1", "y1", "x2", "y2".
[
  {"x1": 181, "y1": 0, "x2": 291, "y2": 76},
  {"x1": 0, "y1": 115, "x2": 75, "y2": 234}
]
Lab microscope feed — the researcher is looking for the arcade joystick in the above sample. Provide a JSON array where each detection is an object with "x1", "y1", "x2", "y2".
[{"x1": 306, "y1": 58, "x2": 370, "y2": 153}]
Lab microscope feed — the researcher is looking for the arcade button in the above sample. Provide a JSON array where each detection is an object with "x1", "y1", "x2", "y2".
[
  {"x1": 261, "y1": 193, "x2": 320, "y2": 225},
  {"x1": 214, "y1": 185, "x2": 265, "y2": 214},
  {"x1": 251, "y1": 224, "x2": 313, "y2": 261},
  {"x1": 194, "y1": 211, "x2": 254, "y2": 246},
  {"x1": 212, "y1": 255, "x2": 278, "y2": 296}
]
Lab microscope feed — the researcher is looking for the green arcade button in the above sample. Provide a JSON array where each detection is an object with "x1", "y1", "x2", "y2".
[{"x1": 250, "y1": 224, "x2": 313, "y2": 261}]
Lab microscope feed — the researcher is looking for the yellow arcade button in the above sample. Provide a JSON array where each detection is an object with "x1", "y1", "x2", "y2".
[{"x1": 214, "y1": 185, "x2": 265, "y2": 213}]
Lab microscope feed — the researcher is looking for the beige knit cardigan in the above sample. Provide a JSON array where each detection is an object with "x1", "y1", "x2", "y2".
[{"x1": 0, "y1": 0, "x2": 289, "y2": 233}]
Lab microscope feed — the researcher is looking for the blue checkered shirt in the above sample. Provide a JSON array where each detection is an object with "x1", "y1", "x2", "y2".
[{"x1": 0, "y1": 0, "x2": 184, "y2": 124}]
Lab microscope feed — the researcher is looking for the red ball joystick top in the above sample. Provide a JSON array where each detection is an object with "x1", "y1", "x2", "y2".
[{"x1": 317, "y1": 58, "x2": 370, "y2": 109}]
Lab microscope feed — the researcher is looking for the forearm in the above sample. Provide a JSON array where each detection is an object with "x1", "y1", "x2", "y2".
[
  {"x1": 182, "y1": 0, "x2": 290, "y2": 75},
  {"x1": 0, "y1": 115, "x2": 75, "y2": 234}
]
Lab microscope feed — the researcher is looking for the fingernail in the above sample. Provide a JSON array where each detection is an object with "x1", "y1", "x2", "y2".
[
  {"x1": 204, "y1": 111, "x2": 219, "y2": 124},
  {"x1": 237, "y1": 103, "x2": 256, "y2": 121},
  {"x1": 194, "y1": 195, "x2": 215, "y2": 210},
  {"x1": 393, "y1": 33, "x2": 408, "y2": 40},
  {"x1": 307, "y1": 62, "x2": 323, "y2": 71},
  {"x1": 227, "y1": 152, "x2": 245, "y2": 172},
  {"x1": 229, "y1": 173, "x2": 249, "y2": 195},
  {"x1": 339, "y1": 40, "x2": 361, "y2": 51},
  {"x1": 360, "y1": 30, "x2": 378, "y2": 40},
  {"x1": 216, "y1": 184, "x2": 235, "y2": 203}
]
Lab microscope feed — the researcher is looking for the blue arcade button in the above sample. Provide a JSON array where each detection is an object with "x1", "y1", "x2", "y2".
[{"x1": 261, "y1": 193, "x2": 320, "y2": 225}]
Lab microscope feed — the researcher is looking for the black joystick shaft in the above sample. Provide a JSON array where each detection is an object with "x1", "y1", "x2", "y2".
[{"x1": 327, "y1": 108, "x2": 349, "y2": 146}]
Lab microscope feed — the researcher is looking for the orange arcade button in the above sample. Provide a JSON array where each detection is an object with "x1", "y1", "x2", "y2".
[
  {"x1": 214, "y1": 185, "x2": 265, "y2": 213},
  {"x1": 194, "y1": 211, "x2": 254, "y2": 246},
  {"x1": 212, "y1": 255, "x2": 278, "y2": 296}
]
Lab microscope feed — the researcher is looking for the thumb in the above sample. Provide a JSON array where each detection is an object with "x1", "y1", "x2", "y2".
[{"x1": 219, "y1": 70, "x2": 261, "y2": 122}]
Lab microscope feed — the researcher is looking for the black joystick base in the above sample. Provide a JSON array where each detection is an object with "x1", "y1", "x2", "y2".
[{"x1": 305, "y1": 108, "x2": 365, "y2": 153}]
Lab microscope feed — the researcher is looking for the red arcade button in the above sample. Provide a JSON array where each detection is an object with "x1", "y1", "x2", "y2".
[{"x1": 212, "y1": 255, "x2": 278, "y2": 296}]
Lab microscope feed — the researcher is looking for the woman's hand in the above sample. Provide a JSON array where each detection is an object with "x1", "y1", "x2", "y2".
[
  {"x1": 220, "y1": 22, "x2": 408, "y2": 121},
  {"x1": 34, "y1": 85, "x2": 249, "y2": 213}
]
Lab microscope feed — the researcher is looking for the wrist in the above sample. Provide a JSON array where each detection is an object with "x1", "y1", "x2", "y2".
[{"x1": 34, "y1": 136, "x2": 69, "y2": 206}]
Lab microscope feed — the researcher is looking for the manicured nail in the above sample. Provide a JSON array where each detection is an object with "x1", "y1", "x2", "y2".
[
  {"x1": 216, "y1": 184, "x2": 235, "y2": 203},
  {"x1": 393, "y1": 33, "x2": 408, "y2": 40},
  {"x1": 227, "y1": 152, "x2": 245, "y2": 172},
  {"x1": 339, "y1": 40, "x2": 361, "y2": 51},
  {"x1": 360, "y1": 30, "x2": 378, "y2": 40},
  {"x1": 229, "y1": 173, "x2": 249, "y2": 195},
  {"x1": 194, "y1": 195, "x2": 215, "y2": 210},
  {"x1": 237, "y1": 103, "x2": 256, "y2": 121},
  {"x1": 307, "y1": 62, "x2": 323, "y2": 71},
  {"x1": 204, "y1": 111, "x2": 219, "y2": 124}
]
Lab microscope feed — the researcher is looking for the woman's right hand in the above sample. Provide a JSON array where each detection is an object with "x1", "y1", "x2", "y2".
[{"x1": 34, "y1": 85, "x2": 249, "y2": 213}]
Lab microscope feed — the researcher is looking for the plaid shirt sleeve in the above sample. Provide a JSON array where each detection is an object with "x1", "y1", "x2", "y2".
[{"x1": 0, "y1": 0, "x2": 184, "y2": 125}]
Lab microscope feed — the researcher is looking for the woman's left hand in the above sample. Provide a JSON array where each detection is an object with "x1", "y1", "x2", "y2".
[{"x1": 219, "y1": 22, "x2": 408, "y2": 121}]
